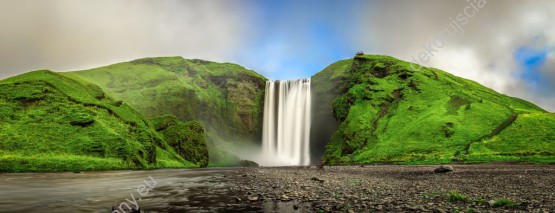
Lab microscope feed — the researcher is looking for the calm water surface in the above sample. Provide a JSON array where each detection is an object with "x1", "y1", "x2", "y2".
[{"x1": 0, "y1": 168, "x2": 255, "y2": 213}]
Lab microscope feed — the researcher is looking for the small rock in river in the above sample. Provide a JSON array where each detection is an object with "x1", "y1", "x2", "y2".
[
  {"x1": 487, "y1": 200, "x2": 496, "y2": 207},
  {"x1": 311, "y1": 177, "x2": 325, "y2": 183}
]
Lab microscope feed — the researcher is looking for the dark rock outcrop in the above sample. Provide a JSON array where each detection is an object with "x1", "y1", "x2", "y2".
[{"x1": 239, "y1": 159, "x2": 259, "y2": 167}]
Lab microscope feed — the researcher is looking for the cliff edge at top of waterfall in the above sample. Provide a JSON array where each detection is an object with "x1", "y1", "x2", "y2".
[{"x1": 312, "y1": 54, "x2": 555, "y2": 165}]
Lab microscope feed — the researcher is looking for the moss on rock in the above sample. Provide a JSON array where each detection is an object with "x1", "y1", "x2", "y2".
[{"x1": 151, "y1": 115, "x2": 209, "y2": 167}]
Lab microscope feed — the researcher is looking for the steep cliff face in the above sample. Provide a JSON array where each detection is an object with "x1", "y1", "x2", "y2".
[
  {"x1": 310, "y1": 59, "x2": 351, "y2": 163},
  {"x1": 68, "y1": 57, "x2": 267, "y2": 164},
  {"x1": 0, "y1": 70, "x2": 205, "y2": 172},
  {"x1": 314, "y1": 55, "x2": 555, "y2": 165}
]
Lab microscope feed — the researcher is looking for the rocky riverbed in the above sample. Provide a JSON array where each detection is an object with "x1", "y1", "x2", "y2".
[
  {"x1": 1, "y1": 165, "x2": 554, "y2": 212},
  {"x1": 227, "y1": 164, "x2": 555, "y2": 212}
]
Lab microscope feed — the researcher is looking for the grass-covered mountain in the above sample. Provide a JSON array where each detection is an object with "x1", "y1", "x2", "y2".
[
  {"x1": 67, "y1": 57, "x2": 267, "y2": 165},
  {"x1": 0, "y1": 70, "x2": 207, "y2": 172},
  {"x1": 2, "y1": 54, "x2": 553, "y2": 170},
  {"x1": 313, "y1": 55, "x2": 555, "y2": 165}
]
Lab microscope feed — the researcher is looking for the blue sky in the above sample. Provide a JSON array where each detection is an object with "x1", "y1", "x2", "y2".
[
  {"x1": 234, "y1": 0, "x2": 361, "y2": 80},
  {"x1": 515, "y1": 46, "x2": 551, "y2": 88}
]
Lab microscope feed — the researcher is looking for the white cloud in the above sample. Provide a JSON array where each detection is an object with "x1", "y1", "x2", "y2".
[
  {"x1": 358, "y1": 0, "x2": 555, "y2": 111},
  {"x1": 0, "y1": 0, "x2": 253, "y2": 77}
]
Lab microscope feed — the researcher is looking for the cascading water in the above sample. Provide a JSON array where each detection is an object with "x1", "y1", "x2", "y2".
[{"x1": 261, "y1": 78, "x2": 311, "y2": 166}]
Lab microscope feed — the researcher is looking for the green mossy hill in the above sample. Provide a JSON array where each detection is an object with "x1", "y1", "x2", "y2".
[
  {"x1": 316, "y1": 55, "x2": 555, "y2": 165},
  {"x1": 68, "y1": 57, "x2": 267, "y2": 142},
  {"x1": 0, "y1": 70, "x2": 206, "y2": 172},
  {"x1": 151, "y1": 115, "x2": 209, "y2": 167}
]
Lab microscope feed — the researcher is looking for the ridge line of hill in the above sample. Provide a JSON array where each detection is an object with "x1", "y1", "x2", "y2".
[{"x1": 315, "y1": 54, "x2": 555, "y2": 165}]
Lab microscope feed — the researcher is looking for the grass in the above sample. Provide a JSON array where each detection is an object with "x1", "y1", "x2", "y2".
[
  {"x1": 421, "y1": 192, "x2": 441, "y2": 198},
  {"x1": 348, "y1": 179, "x2": 363, "y2": 186},
  {"x1": 151, "y1": 115, "x2": 209, "y2": 167},
  {"x1": 465, "y1": 208, "x2": 476, "y2": 213},
  {"x1": 0, "y1": 152, "x2": 131, "y2": 172},
  {"x1": 492, "y1": 198, "x2": 517, "y2": 207},
  {"x1": 68, "y1": 57, "x2": 266, "y2": 140},
  {"x1": 3, "y1": 54, "x2": 553, "y2": 170},
  {"x1": 0, "y1": 71, "x2": 205, "y2": 172},
  {"x1": 423, "y1": 190, "x2": 519, "y2": 209},
  {"x1": 67, "y1": 57, "x2": 267, "y2": 165},
  {"x1": 448, "y1": 190, "x2": 468, "y2": 202},
  {"x1": 318, "y1": 54, "x2": 555, "y2": 165},
  {"x1": 466, "y1": 112, "x2": 555, "y2": 161}
]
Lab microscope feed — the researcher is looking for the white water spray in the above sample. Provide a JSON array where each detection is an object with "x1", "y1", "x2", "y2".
[{"x1": 261, "y1": 79, "x2": 311, "y2": 166}]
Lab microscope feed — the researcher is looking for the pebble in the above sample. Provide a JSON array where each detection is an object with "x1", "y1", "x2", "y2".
[{"x1": 230, "y1": 165, "x2": 555, "y2": 212}]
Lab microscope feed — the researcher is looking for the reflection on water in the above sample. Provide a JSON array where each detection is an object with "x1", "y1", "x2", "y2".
[{"x1": 0, "y1": 168, "x2": 258, "y2": 213}]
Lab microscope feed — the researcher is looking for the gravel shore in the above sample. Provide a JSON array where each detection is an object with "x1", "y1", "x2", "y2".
[{"x1": 227, "y1": 165, "x2": 555, "y2": 212}]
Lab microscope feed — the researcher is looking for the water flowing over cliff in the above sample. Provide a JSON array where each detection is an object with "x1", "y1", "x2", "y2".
[{"x1": 262, "y1": 79, "x2": 312, "y2": 166}]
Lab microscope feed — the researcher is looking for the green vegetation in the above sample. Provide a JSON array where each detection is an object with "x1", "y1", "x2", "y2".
[
  {"x1": 317, "y1": 54, "x2": 555, "y2": 165},
  {"x1": 2, "y1": 54, "x2": 553, "y2": 171},
  {"x1": 348, "y1": 179, "x2": 363, "y2": 186},
  {"x1": 68, "y1": 57, "x2": 267, "y2": 165},
  {"x1": 151, "y1": 115, "x2": 209, "y2": 167},
  {"x1": 0, "y1": 70, "x2": 206, "y2": 172},
  {"x1": 492, "y1": 198, "x2": 517, "y2": 207},
  {"x1": 466, "y1": 112, "x2": 555, "y2": 163},
  {"x1": 448, "y1": 190, "x2": 468, "y2": 202},
  {"x1": 424, "y1": 190, "x2": 518, "y2": 209}
]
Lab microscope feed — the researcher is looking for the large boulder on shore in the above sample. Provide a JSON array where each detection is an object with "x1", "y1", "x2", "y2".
[{"x1": 433, "y1": 165, "x2": 454, "y2": 173}]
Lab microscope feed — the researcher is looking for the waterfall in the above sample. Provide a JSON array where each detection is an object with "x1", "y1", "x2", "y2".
[{"x1": 262, "y1": 78, "x2": 311, "y2": 166}]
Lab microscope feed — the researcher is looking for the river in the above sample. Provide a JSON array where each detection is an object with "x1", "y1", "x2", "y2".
[{"x1": 0, "y1": 168, "x2": 259, "y2": 213}]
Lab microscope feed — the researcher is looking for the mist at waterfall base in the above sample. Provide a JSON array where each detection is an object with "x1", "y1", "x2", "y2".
[
  {"x1": 220, "y1": 78, "x2": 330, "y2": 167},
  {"x1": 212, "y1": 79, "x2": 339, "y2": 166}
]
